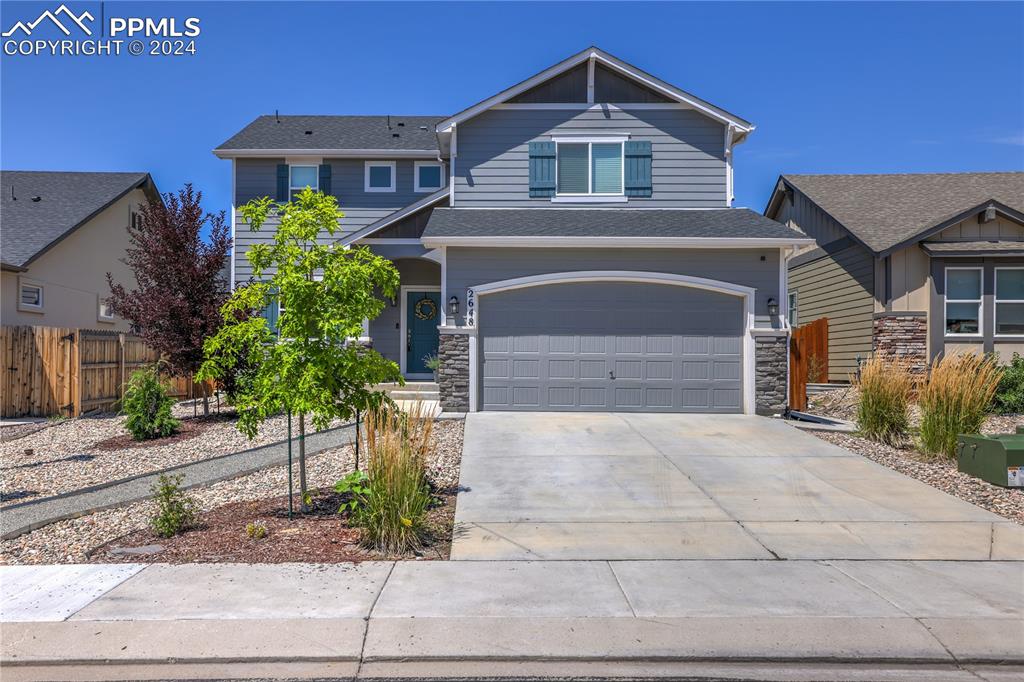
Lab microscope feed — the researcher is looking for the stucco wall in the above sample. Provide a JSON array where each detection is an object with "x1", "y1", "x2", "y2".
[{"x1": 1, "y1": 189, "x2": 144, "y2": 330}]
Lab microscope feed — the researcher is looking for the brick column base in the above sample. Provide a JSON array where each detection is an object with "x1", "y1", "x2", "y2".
[
  {"x1": 873, "y1": 314, "x2": 927, "y2": 370},
  {"x1": 438, "y1": 331, "x2": 470, "y2": 412},
  {"x1": 755, "y1": 334, "x2": 788, "y2": 416}
]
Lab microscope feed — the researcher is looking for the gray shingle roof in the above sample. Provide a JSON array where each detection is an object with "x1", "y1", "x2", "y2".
[
  {"x1": 780, "y1": 172, "x2": 1024, "y2": 254},
  {"x1": 422, "y1": 208, "x2": 806, "y2": 240},
  {"x1": 921, "y1": 240, "x2": 1024, "y2": 255},
  {"x1": 215, "y1": 115, "x2": 445, "y2": 152},
  {"x1": 1, "y1": 171, "x2": 150, "y2": 268}
]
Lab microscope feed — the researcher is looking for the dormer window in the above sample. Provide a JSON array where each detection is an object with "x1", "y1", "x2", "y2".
[
  {"x1": 414, "y1": 161, "x2": 444, "y2": 193},
  {"x1": 554, "y1": 138, "x2": 624, "y2": 197}
]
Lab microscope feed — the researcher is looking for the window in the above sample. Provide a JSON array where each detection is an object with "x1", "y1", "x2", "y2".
[
  {"x1": 996, "y1": 268, "x2": 1024, "y2": 336},
  {"x1": 945, "y1": 267, "x2": 982, "y2": 336},
  {"x1": 18, "y1": 280, "x2": 43, "y2": 312},
  {"x1": 289, "y1": 165, "x2": 318, "y2": 199},
  {"x1": 555, "y1": 140, "x2": 623, "y2": 196},
  {"x1": 788, "y1": 292, "x2": 798, "y2": 327},
  {"x1": 414, "y1": 161, "x2": 444, "y2": 193},
  {"x1": 364, "y1": 161, "x2": 396, "y2": 192},
  {"x1": 98, "y1": 297, "x2": 115, "y2": 322}
]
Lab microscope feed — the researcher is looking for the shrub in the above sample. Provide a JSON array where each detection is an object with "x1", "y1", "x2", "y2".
[
  {"x1": 854, "y1": 354, "x2": 916, "y2": 446},
  {"x1": 246, "y1": 521, "x2": 268, "y2": 540},
  {"x1": 994, "y1": 352, "x2": 1024, "y2": 414},
  {"x1": 150, "y1": 473, "x2": 197, "y2": 537},
  {"x1": 122, "y1": 366, "x2": 180, "y2": 440},
  {"x1": 919, "y1": 352, "x2": 1002, "y2": 458},
  {"x1": 340, "y1": 403, "x2": 434, "y2": 553},
  {"x1": 423, "y1": 354, "x2": 440, "y2": 373}
]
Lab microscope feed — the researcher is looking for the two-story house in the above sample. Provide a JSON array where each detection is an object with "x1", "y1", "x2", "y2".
[{"x1": 215, "y1": 47, "x2": 810, "y2": 415}]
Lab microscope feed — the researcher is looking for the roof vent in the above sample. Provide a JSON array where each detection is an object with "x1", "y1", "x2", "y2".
[
  {"x1": 419, "y1": 125, "x2": 428, "y2": 130},
  {"x1": 979, "y1": 205, "x2": 997, "y2": 224},
  {"x1": 31, "y1": 196, "x2": 41, "y2": 202},
  {"x1": 392, "y1": 133, "x2": 400, "y2": 138},
  {"x1": 304, "y1": 130, "x2": 313, "y2": 135},
  {"x1": 397, "y1": 121, "x2": 405, "y2": 127}
]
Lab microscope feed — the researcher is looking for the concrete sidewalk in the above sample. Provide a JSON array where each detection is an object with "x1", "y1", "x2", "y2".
[{"x1": 2, "y1": 560, "x2": 1022, "y2": 680}]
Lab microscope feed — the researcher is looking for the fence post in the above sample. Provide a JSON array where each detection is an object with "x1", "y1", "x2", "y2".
[
  {"x1": 71, "y1": 330, "x2": 82, "y2": 417},
  {"x1": 118, "y1": 333, "x2": 126, "y2": 402}
]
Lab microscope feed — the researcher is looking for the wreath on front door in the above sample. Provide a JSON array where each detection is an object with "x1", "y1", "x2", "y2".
[{"x1": 414, "y1": 297, "x2": 437, "y2": 321}]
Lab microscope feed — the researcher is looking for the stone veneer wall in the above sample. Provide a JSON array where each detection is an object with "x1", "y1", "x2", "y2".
[
  {"x1": 755, "y1": 335, "x2": 788, "y2": 416},
  {"x1": 872, "y1": 314, "x2": 927, "y2": 370},
  {"x1": 438, "y1": 332, "x2": 470, "y2": 412}
]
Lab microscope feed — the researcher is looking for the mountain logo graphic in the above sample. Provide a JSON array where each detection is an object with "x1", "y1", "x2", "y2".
[{"x1": 2, "y1": 4, "x2": 94, "y2": 37}]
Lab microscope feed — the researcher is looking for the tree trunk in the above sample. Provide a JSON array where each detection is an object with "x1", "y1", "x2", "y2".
[{"x1": 298, "y1": 413, "x2": 310, "y2": 512}]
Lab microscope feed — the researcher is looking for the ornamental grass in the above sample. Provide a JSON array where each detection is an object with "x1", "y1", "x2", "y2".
[
  {"x1": 918, "y1": 352, "x2": 1002, "y2": 458},
  {"x1": 354, "y1": 402, "x2": 434, "y2": 554},
  {"x1": 854, "y1": 354, "x2": 916, "y2": 446}
]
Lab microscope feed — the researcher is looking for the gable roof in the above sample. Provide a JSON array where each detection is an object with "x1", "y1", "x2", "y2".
[
  {"x1": 421, "y1": 208, "x2": 809, "y2": 246},
  {"x1": 339, "y1": 187, "x2": 450, "y2": 246},
  {"x1": 1, "y1": 171, "x2": 155, "y2": 269},
  {"x1": 214, "y1": 115, "x2": 445, "y2": 157},
  {"x1": 435, "y1": 46, "x2": 754, "y2": 138},
  {"x1": 766, "y1": 172, "x2": 1024, "y2": 256}
]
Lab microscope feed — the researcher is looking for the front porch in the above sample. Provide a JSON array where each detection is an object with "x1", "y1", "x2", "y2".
[{"x1": 367, "y1": 256, "x2": 443, "y2": 382}]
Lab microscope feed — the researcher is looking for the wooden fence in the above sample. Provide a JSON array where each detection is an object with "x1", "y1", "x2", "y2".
[
  {"x1": 1, "y1": 326, "x2": 209, "y2": 418},
  {"x1": 788, "y1": 317, "x2": 829, "y2": 412}
]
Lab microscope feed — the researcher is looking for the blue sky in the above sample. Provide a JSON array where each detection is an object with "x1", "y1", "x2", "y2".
[{"x1": 2, "y1": 1, "x2": 1022, "y2": 227}]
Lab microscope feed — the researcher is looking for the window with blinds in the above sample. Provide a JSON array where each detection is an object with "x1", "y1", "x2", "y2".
[{"x1": 556, "y1": 141, "x2": 623, "y2": 195}]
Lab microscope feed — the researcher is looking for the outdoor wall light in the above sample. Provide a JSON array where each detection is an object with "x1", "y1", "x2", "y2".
[
  {"x1": 767, "y1": 297, "x2": 779, "y2": 317},
  {"x1": 448, "y1": 296, "x2": 460, "y2": 318}
]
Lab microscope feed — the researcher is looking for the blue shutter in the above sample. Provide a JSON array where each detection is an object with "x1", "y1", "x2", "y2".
[
  {"x1": 318, "y1": 164, "x2": 332, "y2": 195},
  {"x1": 276, "y1": 164, "x2": 289, "y2": 202},
  {"x1": 261, "y1": 288, "x2": 279, "y2": 335},
  {"x1": 624, "y1": 141, "x2": 652, "y2": 197},
  {"x1": 528, "y1": 141, "x2": 556, "y2": 198}
]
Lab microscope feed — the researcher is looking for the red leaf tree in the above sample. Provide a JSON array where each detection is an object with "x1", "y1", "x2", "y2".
[{"x1": 107, "y1": 184, "x2": 231, "y2": 412}]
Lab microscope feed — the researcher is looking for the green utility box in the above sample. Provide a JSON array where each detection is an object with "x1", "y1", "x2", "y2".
[{"x1": 957, "y1": 433, "x2": 1024, "y2": 488}]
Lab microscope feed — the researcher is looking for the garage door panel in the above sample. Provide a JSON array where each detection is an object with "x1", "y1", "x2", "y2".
[{"x1": 480, "y1": 282, "x2": 744, "y2": 413}]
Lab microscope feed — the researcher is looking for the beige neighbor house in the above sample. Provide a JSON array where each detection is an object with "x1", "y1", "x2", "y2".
[
  {"x1": 765, "y1": 172, "x2": 1024, "y2": 382},
  {"x1": 1, "y1": 171, "x2": 158, "y2": 330}
]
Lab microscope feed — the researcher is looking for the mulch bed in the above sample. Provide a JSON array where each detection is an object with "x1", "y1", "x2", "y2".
[
  {"x1": 90, "y1": 415, "x2": 228, "y2": 452},
  {"x1": 90, "y1": 488, "x2": 456, "y2": 563}
]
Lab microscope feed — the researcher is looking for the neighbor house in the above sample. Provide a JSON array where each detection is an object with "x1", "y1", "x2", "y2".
[
  {"x1": 215, "y1": 46, "x2": 811, "y2": 415},
  {"x1": 766, "y1": 172, "x2": 1024, "y2": 382},
  {"x1": 1, "y1": 171, "x2": 158, "y2": 330}
]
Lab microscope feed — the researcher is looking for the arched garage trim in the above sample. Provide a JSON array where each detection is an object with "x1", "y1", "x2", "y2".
[{"x1": 464, "y1": 271, "x2": 757, "y2": 414}]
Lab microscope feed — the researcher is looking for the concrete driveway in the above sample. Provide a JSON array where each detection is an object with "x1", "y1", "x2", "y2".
[{"x1": 452, "y1": 412, "x2": 1024, "y2": 560}]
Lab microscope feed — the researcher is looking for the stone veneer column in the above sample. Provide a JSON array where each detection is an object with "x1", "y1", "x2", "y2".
[
  {"x1": 755, "y1": 334, "x2": 788, "y2": 416},
  {"x1": 872, "y1": 313, "x2": 928, "y2": 370},
  {"x1": 437, "y1": 330, "x2": 470, "y2": 412}
]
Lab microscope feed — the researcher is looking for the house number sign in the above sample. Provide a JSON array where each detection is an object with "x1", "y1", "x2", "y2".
[{"x1": 466, "y1": 288, "x2": 475, "y2": 326}]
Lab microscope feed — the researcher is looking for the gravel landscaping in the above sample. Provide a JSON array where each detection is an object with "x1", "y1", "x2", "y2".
[
  {"x1": 0, "y1": 419, "x2": 463, "y2": 565},
  {"x1": 0, "y1": 400, "x2": 346, "y2": 505},
  {"x1": 807, "y1": 387, "x2": 1024, "y2": 525}
]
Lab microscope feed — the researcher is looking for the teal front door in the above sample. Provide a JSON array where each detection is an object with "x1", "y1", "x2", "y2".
[{"x1": 406, "y1": 291, "x2": 440, "y2": 375}]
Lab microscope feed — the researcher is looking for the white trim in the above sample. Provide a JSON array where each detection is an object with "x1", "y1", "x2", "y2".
[
  {"x1": 357, "y1": 238, "x2": 424, "y2": 245},
  {"x1": 435, "y1": 48, "x2": 754, "y2": 134},
  {"x1": 994, "y1": 266, "x2": 1024, "y2": 338},
  {"x1": 449, "y1": 124, "x2": 457, "y2": 207},
  {"x1": 414, "y1": 160, "x2": 445, "y2": 193},
  {"x1": 440, "y1": 246, "x2": 448, "y2": 327},
  {"x1": 724, "y1": 125, "x2": 734, "y2": 207},
  {"x1": 944, "y1": 266, "x2": 984, "y2": 338},
  {"x1": 213, "y1": 148, "x2": 437, "y2": 159},
  {"x1": 284, "y1": 155, "x2": 323, "y2": 166},
  {"x1": 364, "y1": 161, "x2": 396, "y2": 193},
  {"x1": 463, "y1": 270, "x2": 757, "y2": 415},
  {"x1": 550, "y1": 196, "x2": 628, "y2": 204},
  {"x1": 16, "y1": 277, "x2": 44, "y2": 313},
  {"x1": 586, "y1": 56, "x2": 595, "y2": 104},
  {"x1": 399, "y1": 285, "x2": 442, "y2": 379},
  {"x1": 551, "y1": 135, "x2": 630, "y2": 143},
  {"x1": 229, "y1": 158, "x2": 236, "y2": 291},
  {"x1": 493, "y1": 103, "x2": 693, "y2": 111},
  {"x1": 422, "y1": 236, "x2": 814, "y2": 249},
  {"x1": 553, "y1": 139, "x2": 625, "y2": 198}
]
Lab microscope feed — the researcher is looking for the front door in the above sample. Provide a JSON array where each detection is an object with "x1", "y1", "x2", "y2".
[{"x1": 406, "y1": 291, "x2": 440, "y2": 376}]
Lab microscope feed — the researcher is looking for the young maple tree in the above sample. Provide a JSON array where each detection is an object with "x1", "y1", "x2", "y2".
[
  {"x1": 107, "y1": 184, "x2": 230, "y2": 415},
  {"x1": 198, "y1": 188, "x2": 401, "y2": 509}
]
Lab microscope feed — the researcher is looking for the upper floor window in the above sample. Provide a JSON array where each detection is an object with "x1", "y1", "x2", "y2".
[
  {"x1": 945, "y1": 267, "x2": 982, "y2": 336},
  {"x1": 788, "y1": 292, "x2": 798, "y2": 327},
  {"x1": 365, "y1": 161, "x2": 396, "y2": 192},
  {"x1": 414, "y1": 161, "x2": 444, "y2": 193},
  {"x1": 996, "y1": 267, "x2": 1024, "y2": 336},
  {"x1": 555, "y1": 140, "x2": 623, "y2": 196},
  {"x1": 289, "y1": 165, "x2": 318, "y2": 199}
]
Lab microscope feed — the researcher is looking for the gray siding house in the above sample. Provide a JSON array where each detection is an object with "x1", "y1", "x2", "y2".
[
  {"x1": 766, "y1": 173, "x2": 1024, "y2": 382},
  {"x1": 215, "y1": 46, "x2": 810, "y2": 415}
]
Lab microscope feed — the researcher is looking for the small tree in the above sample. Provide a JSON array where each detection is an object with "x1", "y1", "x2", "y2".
[
  {"x1": 107, "y1": 184, "x2": 231, "y2": 415},
  {"x1": 198, "y1": 189, "x2": 401, "y2": 509}
]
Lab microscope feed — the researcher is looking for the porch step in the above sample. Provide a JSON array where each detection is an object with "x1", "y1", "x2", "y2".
[{"x1": 377, "y1": 382, "x2": 440, "y2": 401}]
